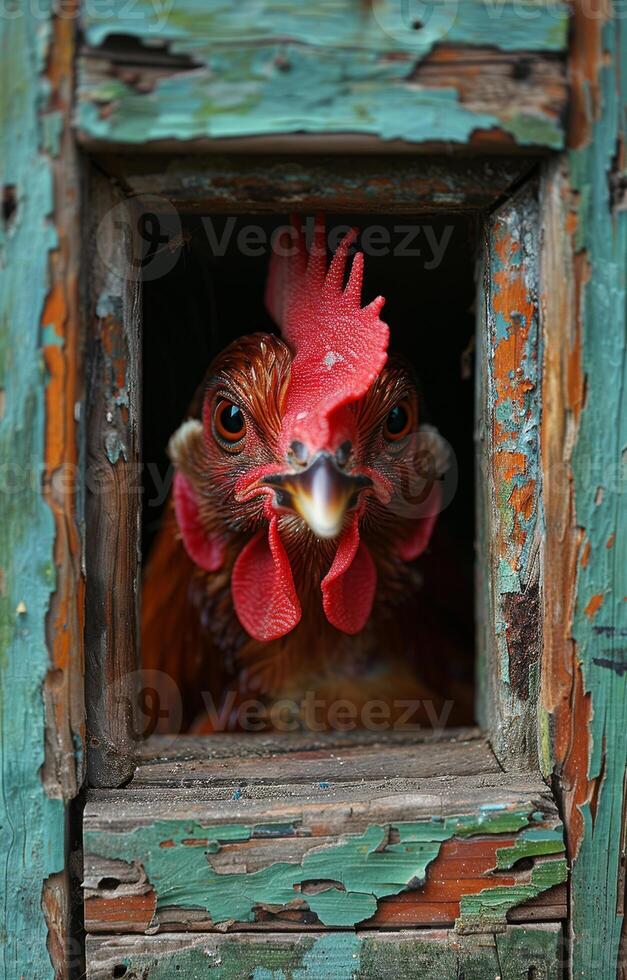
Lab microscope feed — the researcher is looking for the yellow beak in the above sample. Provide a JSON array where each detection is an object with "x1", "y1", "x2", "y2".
[{"x1": 263, "y1": 453, "x2": 371, "y2": 539}]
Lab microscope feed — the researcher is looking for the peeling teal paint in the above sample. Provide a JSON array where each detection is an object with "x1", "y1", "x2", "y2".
[
  {"x1": 567, "y1": 14, "x2": 627, "y2": 979},
  {"x1": 82, "y1": 0, "x2": 569, "y2": 54},
  {"x1": 86, "y1": 807, "x2": 562, "y2": 928},
  {"x1": 77, "y1": 0, "x2": 568, "y2": 147},
  {"x1": 486, "y1": 196, "x2": 542, "y2": 702},
  {"x1": 77, "y1": 49, "x2": 501, "y2": 146},
  {"x1": 0, "y1": 6, "x2": 66, "y2": 979},
  {"x1": 495, "y1": 826, "x2": 565, "y2": 869},
  {"x1": 459, "y1": 857, "x2": 568, "y2": 929}
]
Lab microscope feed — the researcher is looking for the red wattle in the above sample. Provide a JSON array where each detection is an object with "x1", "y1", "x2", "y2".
[
  {"x1": 231, "y1": 516, "x2": 301, "y2": 641},
  {"x1": 396, "y1": 483, "x2": 441, "y2": 561},
  {"x1": 322, "y1": 517, "x2": 377, "y2": 634},
  {"x1": 173, "y1": 473, "x2": 225, "y2": 572}
]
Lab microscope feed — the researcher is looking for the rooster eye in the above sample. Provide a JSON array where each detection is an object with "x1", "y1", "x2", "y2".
[
  {"x1": 213, "y1": 398, "x2": 246, "y2": 447},
  {"x1": 384, "y1": 401, "x2": 412, "y2": 442}
]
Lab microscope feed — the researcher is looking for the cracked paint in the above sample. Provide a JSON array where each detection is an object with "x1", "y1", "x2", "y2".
[
  {"x1": 76, "y1": 0, "x2": 569, "y2": 148},
  {"x1": 85, "y1": 807, "x2": 564, "y2": 929}
]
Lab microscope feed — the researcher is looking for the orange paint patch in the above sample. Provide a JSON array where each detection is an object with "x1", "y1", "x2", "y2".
[
  {"x1": 584, "y1": 593, "x2": 604, "y2": 620},
  {"x1": 510, "y1": 481, "x2": 536, "y2": 523},
  {"x1": 85, "y1": 891, "x2": 157, "y2": 931},
  {"x1": 606, "y1": 534, "x2": 615, "y2": 549},
  {"x1": 568, "y1": 251, "x2": 588, "y2": 422},
  {"x1": 581, "y1": 540, "x2": 591, "y2": 568},
  {"x1": 558, "y1": 663, "x2": 593, "y2": 859},
  {"x1": 371, "y1": 837, "x2": 518, "y2": 927}
]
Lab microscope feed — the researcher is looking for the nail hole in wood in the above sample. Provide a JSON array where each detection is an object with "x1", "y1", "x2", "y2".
[
  {"x1": 2, "y1": 186, "x2": 17, "y2": 226},
  {"x1": 99, "y1": 876, "x2": 121, "y2": 891},
  {"x1": 274, "y1": 53, "x2": 291, "y2": 72},
  {"x1": 112, "y1": 967, "x2": 127, "y2": 978},
  {"x1": 512, "y1": 57, "x2": 533, "y2": 81}
]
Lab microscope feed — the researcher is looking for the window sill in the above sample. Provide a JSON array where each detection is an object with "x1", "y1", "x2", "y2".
[{"x1": 83, "y1": 731, "x2": 566, "y2": 935}]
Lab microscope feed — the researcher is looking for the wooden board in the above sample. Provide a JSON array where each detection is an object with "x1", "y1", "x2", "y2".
[
  {"x1": 538, "y1": 9, "x2": 627, "y2": 976},
  {"x1": 83, "y1": 737, "x2": 567, "y2": 934},
  {"x1": 75, "y1": 0, "x2": 569, "y2": 152},
  {"x1": 95, "y1": 154, "x2": 538, "y2": 214},
  {"x1": 475, "y1": 182, "x2": 543, "y2": 770},
  {"x1": 84, "y1": 170, "x2": 142, "y2": 788},
  {"x1": 132, "y1": 731, "x2": 500, "y2": 787},
  {"x1": 86, "y1": 924, "x2": 564, "y2": 978},
  {"x1": 0, "y1": 6, "x2": 84, "y2": 977}
]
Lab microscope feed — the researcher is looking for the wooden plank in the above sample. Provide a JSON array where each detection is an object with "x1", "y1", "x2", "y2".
[
  {"x1": 475, "y1": 183, "x2": 543, "y2": 770},
  {"x1": 84, "y1": 170, "x2": 142, "y2": 788},
  {"x1": 0, "y1": 6, "x2": 83, "y2": 978},
  {"x1": 40, "y1": 4, "x2": 87, "y2": 805},
  {"x1": 137, "y1": 727, "x2": 485, "y2": 763},
  {"x1": 539, "y1": 6, "x2": 627, "y2": 977},
  {"x1": 83, "y1": 762, "x2": 566, "y2": 933},
  {"x1": 97, "y1": 154, "x2": 537, "y2": 213},
  {"x1": 133, "y1": 734, "x2": 500, "y2": 787},
  {"x1": 75, "y1": 0, "x2": 569, "y2": 152},
  {"x1": 86, "y1": 924, "x2": 564, "y2": 978}
]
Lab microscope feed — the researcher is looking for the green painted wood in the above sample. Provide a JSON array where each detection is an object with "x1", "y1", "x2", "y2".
[
  {"x1": 84, "y1": 804, "x2": 565, "y2": 929},
  {"x1": 86, "y1": 925, "x2": 564, "y2": 979},
  {"x1": 76, "y1": 0, "x2": 569, "y2": 148},
  {"x1": 567, "y1": 15, "x2": 627, "y2": 979},
  {"x1": 82, "y1": 0, "x2": 568, "y2": 53},
  {"x1": 0, "y1": 5, "x2": 67, "y2": 978}
]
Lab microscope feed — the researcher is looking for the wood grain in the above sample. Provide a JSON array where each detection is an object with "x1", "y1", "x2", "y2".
[
  {"x1": 95, "y1": 154, "x2": 538, "y2": 213},
  {"x1": 85, "y1": 924, "x2": 564, "y2": 978},
  {"x1": 0, "y1": 6, "x2": 80, "y2": 977},
  {"x1": 75, "y1": 1, "x2": 569, "y2": 152},
  {"x1": 84, "y1": 171, "x2": 142, "y2": 788},
  {"x1": 83, "y1": 742, "x2": 566, "y2": 934},
  {"x1": 542, "y1": 5, "x2": 627, "y2": 975},
  {"x1": 476, "y1": 183, "x2": 544, "y2": 770}
]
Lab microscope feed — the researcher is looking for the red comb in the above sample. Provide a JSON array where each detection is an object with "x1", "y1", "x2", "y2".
[{"x1": 266, "y1": 216, "x2": 389, "y2": 450}]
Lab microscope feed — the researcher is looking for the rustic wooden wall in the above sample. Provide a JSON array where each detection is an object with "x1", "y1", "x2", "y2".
[
  {"x1": 0, "y1": 3, "x2": 84, "y2": 978},
  {"x1": 540, "y1": 8, "x2": 627, "y2": 978}
]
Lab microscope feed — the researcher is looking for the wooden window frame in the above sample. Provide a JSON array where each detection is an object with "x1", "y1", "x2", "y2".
[
  {"x1": 82, "y1": 153, "x2": 568, "y2": 953},
  {"x1": 85, "y1": 154, "x2": 546, "y2": 784}
]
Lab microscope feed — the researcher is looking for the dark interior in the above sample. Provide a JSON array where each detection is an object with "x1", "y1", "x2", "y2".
[{"x1": 141, "y1": 213, "x2": 477, "y2": 725}]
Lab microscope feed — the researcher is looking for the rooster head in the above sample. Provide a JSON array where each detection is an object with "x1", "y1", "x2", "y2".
[{"x1": 169, "y1": 217, "x2": 447, "y2": 643}]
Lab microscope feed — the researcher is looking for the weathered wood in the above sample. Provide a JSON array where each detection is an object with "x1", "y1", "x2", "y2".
[
  {"x1": 84, "y1": 171, "x2": 142, "y2": 788},
  {"x1": 137, "y1": 727, "x2": 485, "y2": 763},
  {"x1": 0, "y1": 6, "x2": 83, "y2": 977},
  {"x1": 75, "y1": 0, "x2": 569, "y2": 152},
  {"x1": 539, "y1": 7, "x2": 627, "y2": 977},
  {"x1": 85, "y1": 924, "x2": 564, "y2": 978},
  {"x1": 40, "y1": 4, "x2": 87, "y2": 806},
  {"x1": 96, "y1": 154, "x2": 537, "y2": 213},
  {"x1": 83, "y1": 753, "x2": 566, "y2": 934},
  {"x1": 476, "y1": 183, "x2": 543, "y2": 770},
  {"x1": 133, "y1": 733, "x2": 499, "y2": 787}
]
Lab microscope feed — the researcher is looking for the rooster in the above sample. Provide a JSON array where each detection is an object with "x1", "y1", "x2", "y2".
[{"x1": 142, "y1": 218, "x2": 472, "y2": 733}]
